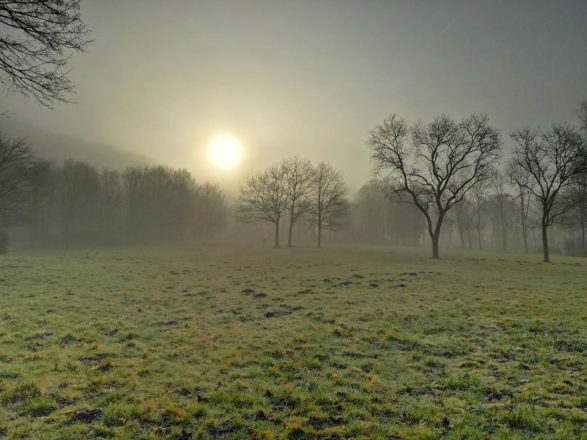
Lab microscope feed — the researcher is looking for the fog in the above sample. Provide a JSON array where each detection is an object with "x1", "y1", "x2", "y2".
[
  {"x1": 0, "y1": 0, "x2": 586, "y2": 260},
  {"x1": 1, "y1": 0, "x2": 586, "y2": 192},
  {"x1": 1, "y1": 3, "x2": 587, "y2": 437}
]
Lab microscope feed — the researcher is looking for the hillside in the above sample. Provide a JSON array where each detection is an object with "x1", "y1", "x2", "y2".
[{"x1": 0, "y1": 120, "x2": 153, "y2": 170}]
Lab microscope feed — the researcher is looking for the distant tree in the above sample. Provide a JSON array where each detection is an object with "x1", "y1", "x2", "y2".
[
  {"x1": 574, "y1": 101, "x2": 587, "y2": 253},
  {"x1": 369, "y1": 114, "x2": 501, "y2": 258},
  {"x1": 580, "y1": 100, "x2": 587, "y2": 135},
  {"x1": 352, "y1": 180, "x2": 393, "y2": 243},
  {"x1": 26, "y1": 159, "x2": 53, "y2": 247},
  {"x1": 311, "y1": 162, "x2": 347, "y2": 248},
  {"x1": 98, "y1": 169, "x2": 125, "y2": 244},
  {"x1": 508, "y1": 159, "x2": 532, "y2": 253},
  {"x1": 0, "y1": 134, "x2": 36, "y2": 233},
  {"x1": 454, "y1": 196, "x2": 474, "y2": 249},
  {"x1": 236, "y1": 164, "x2": 289, "y2": 247},
  {"x1": 565, "y1": 146, "x2": 587, "y2": 255},
  {"x1": 470, "y1": 182, "x2": 487, "y2": 249},
  {"x1": 54, "y1": 160, "x2": 101, "y2": 246},
  {"x1": 490, "y1": 171, "x2": 511, "y2": 252},
  {"x1": 564, "y1": 174, "x2": 586, "y2": 255},
  {"x1": 0, "y1": 0, "x2": 91, "y2": 106},
  {"x1": 123, "y1": 166, "x2": 202, "y2": 243},
  {"x1": 351, "y1": 179, "x2": 423, "y2": 246},
  {"x1": 511, "y1": 125, "x2": 586, "y2": 262},
  {"x1": 196, "y1": 183, "x2": 226, "y2": 239},
  {"x1": 282, "y1": 156, "x2": 314, "y2": 246}
]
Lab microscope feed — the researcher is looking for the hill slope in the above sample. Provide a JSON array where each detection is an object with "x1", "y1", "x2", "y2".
[{"x1": 0, "y1": 120, "x2": 153, "y2": 170}]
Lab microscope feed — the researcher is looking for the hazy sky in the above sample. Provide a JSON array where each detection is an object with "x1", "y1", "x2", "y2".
[{"x1": 1, "y1": 0, "x2": 586, "y2": 191}]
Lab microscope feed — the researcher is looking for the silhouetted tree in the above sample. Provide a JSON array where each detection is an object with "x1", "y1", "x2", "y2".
[
  {"x1": 580, "y1": 100, "x2": 587, "y2": 134},
  {"x1": 0, "y1": 134, "x2": 36, "y2": 235},
  {"x1": 25, "y1": 159, "x2": 53, "y2": 247},
  {"x1": 236, "y1": 164, "x2": 289, "y2": 247},
  {"x1": 282, "y1": 156, "x2": 314, "y2": 246},
  {"x1": 471, "y1": 182, "x2": 487, "y2": 249},
  {"x1": 98, "y1": 169, "x2": 125, "y2": 244},
  {"x1": 311, "y1": 162, "x2": 347, "y2": 248},
  {"x1": 123, "y1": 166, "x2": 207, "y2": 243},
  {"x1": 574, "y1": 101, "x2": 587, "y2": 253},
  {"x1": 0, "y1": 0, "x2": 90, "y2": 105},
  {"x1": 490, "y1": 171, "x2": 511, "y2": 252},
  {"x1": 196, "y1": 183, "x2": 226, "y2": 239},
  {"x1": 454, "y1": 196, "x2": 474, "y2": 249},
  {"x1": 352, "y1": 180, "x2": 393, "y2": 243},
  {"x1": 369, "y1": 114, "x2": 501, "y2": 258},
  {"x1": 54, "y1": 160, "x2": 101, "y2": 246},
  {"x1": 508, "y1": 159, "x2": 532, "y2": 253},
  {"x1": 511, "y1": 125, "x2": 586, "y2": 262}
]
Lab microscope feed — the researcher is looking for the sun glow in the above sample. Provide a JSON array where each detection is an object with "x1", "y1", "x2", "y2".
[{"x1": 206, "y1": 134, "x2": 244, "y2": 170}]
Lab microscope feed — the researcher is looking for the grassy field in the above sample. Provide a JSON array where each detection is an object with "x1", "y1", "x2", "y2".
[{"x1": 0, "y1": 245, "x2": 585, "y2": 439}]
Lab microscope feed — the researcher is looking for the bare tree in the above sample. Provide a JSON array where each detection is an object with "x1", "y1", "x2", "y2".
[
  {"x1": 568, "y1": 171, "x2": 587, "y2": 255},
  {"x1": 282, "y1": 156, "x2": 314, "y2": 247},
  {"x1": 511, "y1": 125, "x2": 586, "y2": 262},
  {"x1": 0, "y1": 134, "x2": 36, "y2": 245},
  {"x1": 491, "y1": 170, "x2": 510, "y2": 252},
  {"x1": 454, "y1": 197, "x2": 474, "y2": 249},
  {"x1": 236, "y1": 164, "x2": 289, "y2": 247},
  {"x1": 574, "y1": 100, "x2": 587, "y2": 253},
  {"x1": 579, "y1": 100, "x2": 587, "y2": 135},
  {"x1": 311, "y1": 162, "x2": 347, "y2": 248},
  {"x1": 369, "y1": 114, "x2": 501, "y2": 258},
  {"x1": 0, "y1": 0, "x2": 91, "y2": 106},
  {"x1": 197, "y1": 183, "x2": 226, "y2": 239},
  {"x1": 470, "y1": 181, "x2": 486, "y2": 249},
  {"x1": 508, "y1": 160, "x2": 532, "y2": 253}
]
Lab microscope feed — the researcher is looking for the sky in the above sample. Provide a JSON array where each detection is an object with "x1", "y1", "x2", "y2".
[{"x1": 1, "y1": 0, "x2": 586, "y2": 192}]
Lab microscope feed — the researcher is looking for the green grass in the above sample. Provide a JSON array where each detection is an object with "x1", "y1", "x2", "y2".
[{"x1": 0, "y1": 245, "x2": 585, "y2": 439}]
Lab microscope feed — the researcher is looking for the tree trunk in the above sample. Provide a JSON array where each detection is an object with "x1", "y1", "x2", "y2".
[
  {"x1": 520, "y1": 194, "x2": 528, "y2": 253},
  {"x1": 501, "y1": 219, "x2": 507, "y2": 253},
  {"x1": 580, "y1": 204, "x2": 585, "y2": 256},
  {"x1": 432, "y1": 234, "x2": 440, "y2": 259},
  {"x1": 476, "y1": 209, "x2": 482, "y2": 249},
  {"x1": 317, "y1": 223, "x2": 322, "y2": 248},
  {"x1": 431, "y1": 213, "x2": 445, "y2": 259},
  {"x1": 541, "y1": 219, "x2": 549, "y2": 263},
  {"x1": 274, "y1": 220, "x2": 280, "y2": 248},
  {"x1": 582, "y1": 220, "x2": 586, "y2": 256},
  {"x1": 456, "y1": 215, "x2": 466, "y2": 249},
  {"x1": 287, "y1": 216, "x2": 293, "y2": 247}
]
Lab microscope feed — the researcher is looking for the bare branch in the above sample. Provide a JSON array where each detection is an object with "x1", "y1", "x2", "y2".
[
  {"x1": 368, "y1": 113, "x2": 501, "y2": 258},
  {"x1": 0, "y1": 0, "x2": 91, "y2": 106}
]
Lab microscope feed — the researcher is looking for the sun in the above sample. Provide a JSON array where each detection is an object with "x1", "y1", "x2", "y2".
[{"x1": 206, "y1": 134, "x2": 244, "y2": 170}]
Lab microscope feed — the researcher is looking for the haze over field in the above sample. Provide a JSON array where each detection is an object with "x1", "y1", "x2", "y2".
[
  {"x1": 1, "y1": 0, "x2": 586, "y2": 191},
  {"x1": 1, "y1": 2, "x2": 586, "y2": 438}
]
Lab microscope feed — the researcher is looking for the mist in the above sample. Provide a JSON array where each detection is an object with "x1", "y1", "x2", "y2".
[
  {"x1": 0, "y1": 2, "x2": 586, "y2": 438},
  {"x1": 2, "y1": 0, "x2": 586, "y2": 192}
]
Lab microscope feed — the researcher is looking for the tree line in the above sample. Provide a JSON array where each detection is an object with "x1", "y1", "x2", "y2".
[
  {"x1": 0, "y1": 136, "x2": 226, "y2": 252},
  {"x1": 236, "y1": 157, "x2": 348, "y2": 248},
  {"x1": 368, "y1": 103, "x2": 587, "y2": 262},
  {"x1": 0, "y1": 1, "x2": 585, "y2": 260},
  {"x1": 1, "y1": 102, "x2": 585, "y2": 259}
]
